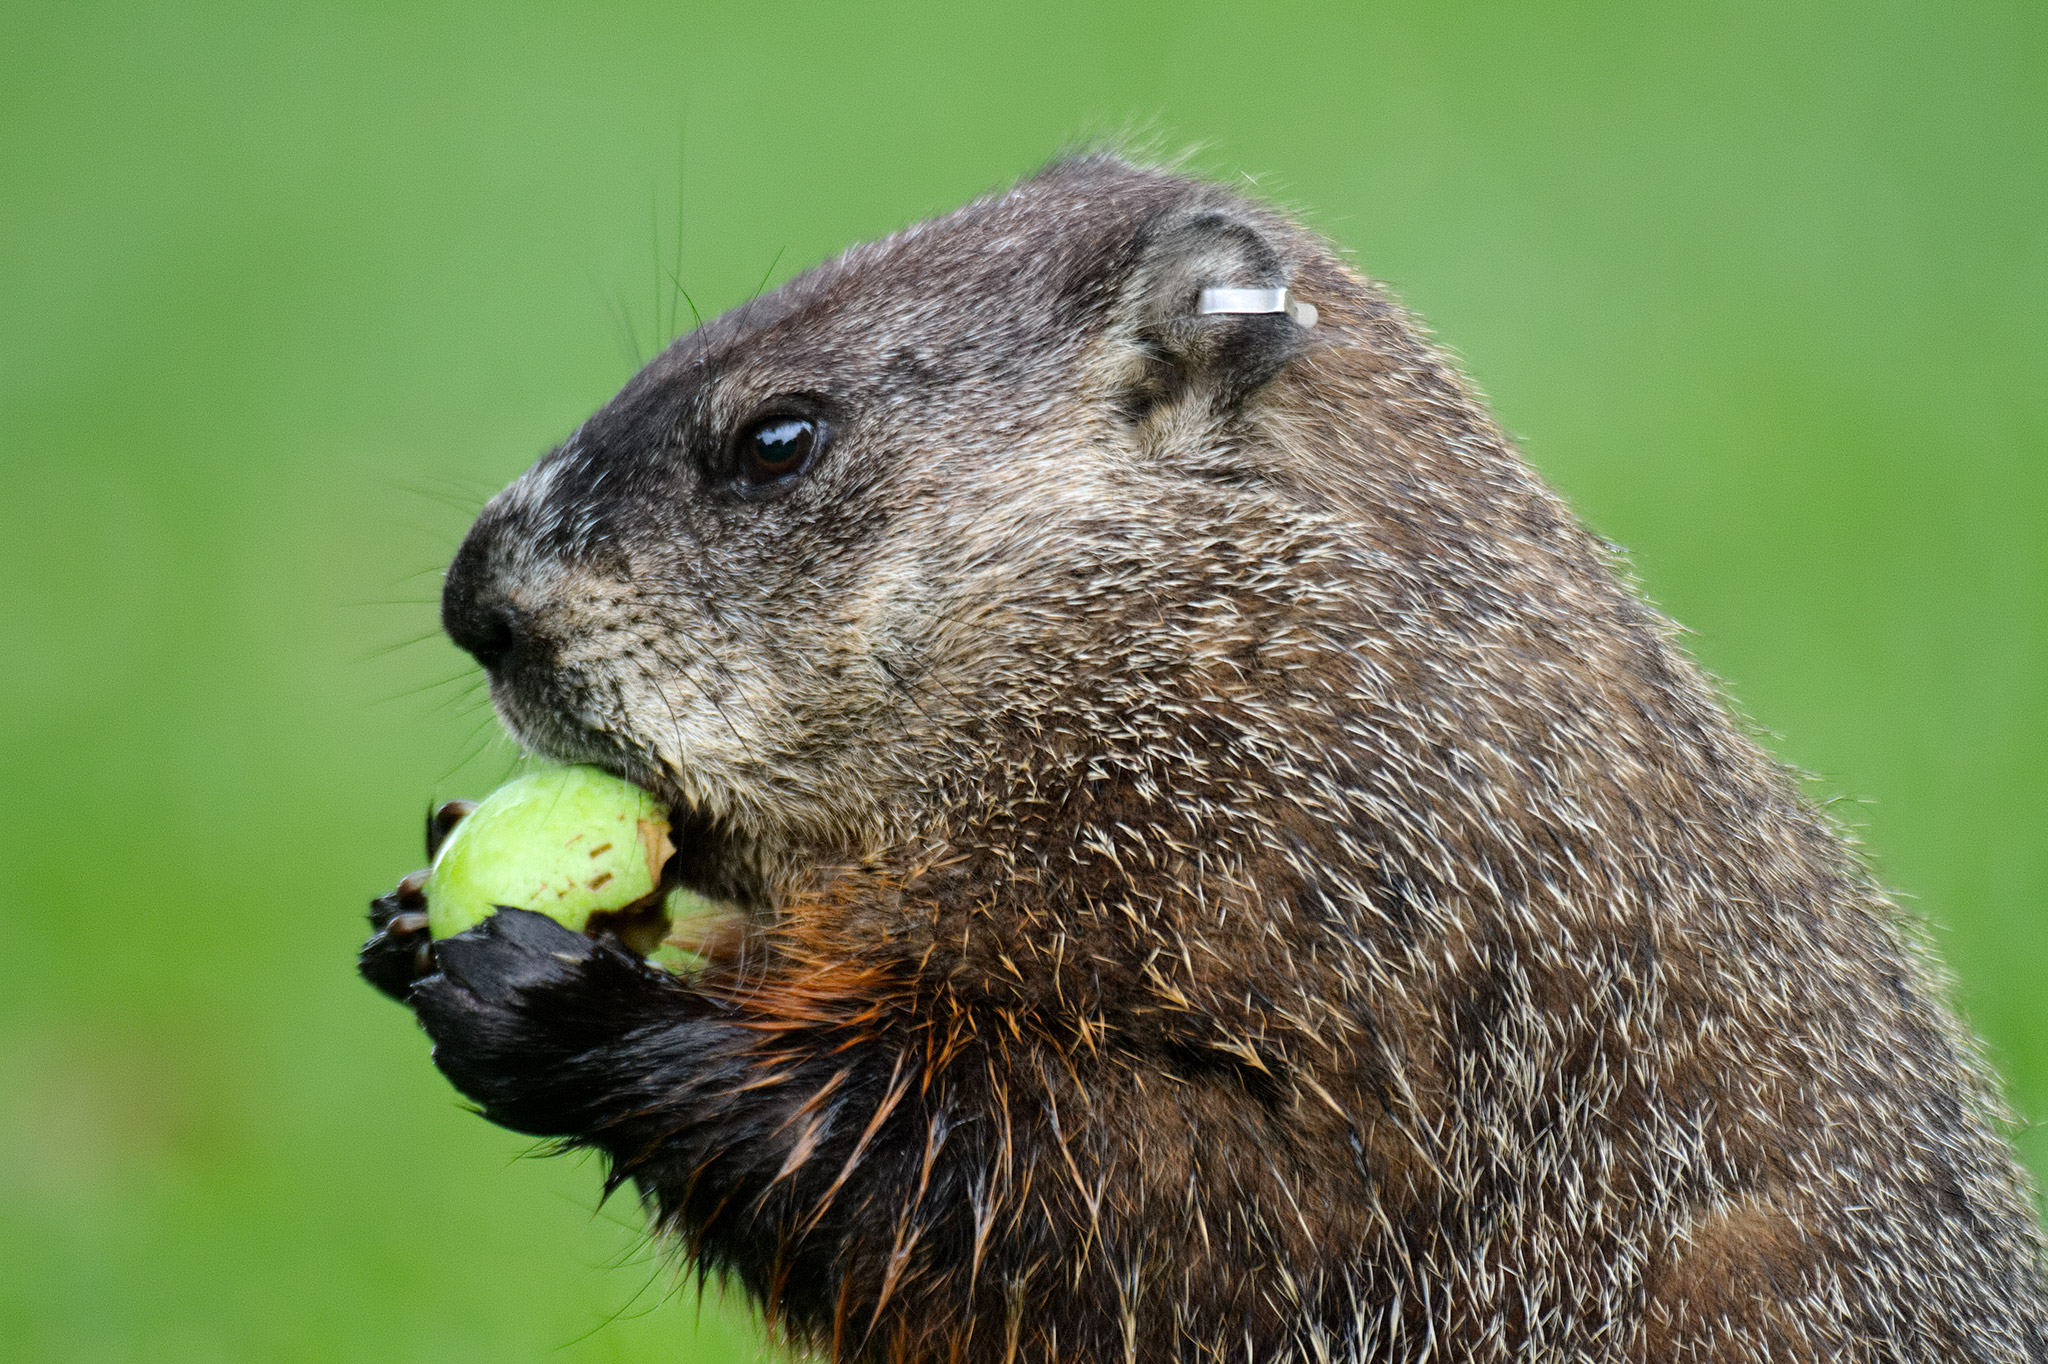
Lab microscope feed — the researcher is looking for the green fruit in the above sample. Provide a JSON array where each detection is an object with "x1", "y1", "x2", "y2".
[
  {"x1": 423, "y1": 766, "x2": 672, "y2": 939},
  {"x1": 648, "y1": 887, "x2": 737, "y2": 975}
]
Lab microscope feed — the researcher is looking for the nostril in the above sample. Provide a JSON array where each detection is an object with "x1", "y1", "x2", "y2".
[
  {"x1": 443, "y1": 586, "x2": 524, "y2": 673},
  {"x1": 461, "y1": 603, "x2": 519, "y2": 673},
  {"x1": 441, "y1": 538, "x2": 527, "y2": 674}
]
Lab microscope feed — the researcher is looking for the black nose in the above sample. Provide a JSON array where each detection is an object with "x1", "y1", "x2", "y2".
[{"x1": 441, "y1": 533, "x2": 524, "y2": 673}]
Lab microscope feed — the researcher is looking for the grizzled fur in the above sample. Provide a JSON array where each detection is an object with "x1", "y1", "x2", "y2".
[{"x1": 362, "y1": 156, "x2": 2048, "y2": 1362}]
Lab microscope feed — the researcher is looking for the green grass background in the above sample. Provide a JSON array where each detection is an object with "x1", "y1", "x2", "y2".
[{"x1": 2, "y1": 1, "x2": 2042, "y2": 1358}]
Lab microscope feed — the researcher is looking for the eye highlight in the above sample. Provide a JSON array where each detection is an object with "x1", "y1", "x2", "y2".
[{"x1": 735, "y1": 415, "x2": 820, "y2": 488}]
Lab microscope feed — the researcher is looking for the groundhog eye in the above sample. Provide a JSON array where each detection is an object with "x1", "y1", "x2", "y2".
[{"x1": 737, "y1": 416, "x2": 818, "y2": 486}]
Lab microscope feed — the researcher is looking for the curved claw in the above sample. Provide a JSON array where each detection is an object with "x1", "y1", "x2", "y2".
[
  {"x1": 359, "y1": 872, "x2": 435, "y2": 1003},
  {"x1": 425, "y1": 799, "x2": 477, "y2": 861}
]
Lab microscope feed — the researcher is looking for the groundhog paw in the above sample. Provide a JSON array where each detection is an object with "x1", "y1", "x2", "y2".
[
  {"x1": 436, "y1": 904, "x2": 598, "y2": 992},
  {"x1": 356, "y1": 799, "x2": 485, "y2": 1002},
  {"x1": 357, "y1": 872, "x2": 434, "y2": 1002},
  {"x1": 408, "y1": 908, "x2": 675, "y2": 1136}
]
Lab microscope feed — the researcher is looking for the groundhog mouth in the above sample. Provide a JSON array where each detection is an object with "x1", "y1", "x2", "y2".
[
  {"x1": 490, "y1": 710, "x2": 759, "y2": 908},
  {"x1": 642, "y1": 782, "x2": 751, "y2": 903},
  {"x1": 600, "y1": 756, "x2": 771, "y2": 910}
]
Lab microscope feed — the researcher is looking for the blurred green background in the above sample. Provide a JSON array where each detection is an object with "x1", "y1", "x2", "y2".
[{"x1": 2, "y1": 0, "x2": 2042, "y2": 1358}]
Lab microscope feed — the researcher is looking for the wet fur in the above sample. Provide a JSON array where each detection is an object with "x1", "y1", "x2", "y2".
[{"x1": 375, "y1": 156, "x2": 2048, "y2": 1362}]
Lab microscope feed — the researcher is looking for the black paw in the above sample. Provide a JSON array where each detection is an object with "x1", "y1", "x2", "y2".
[
  {"x1": 422, "y1": 905, "x2": 602, "y2": 1013},
  {"x1": 356, "y1": 799, "x2": 481, "y2": 1002},
  {"x1": 410, "y1": 908, "x2": 681, "y2": 1136},
  {"x1": 358, "y1": 870, "x2": 434, "y2": 1002}
]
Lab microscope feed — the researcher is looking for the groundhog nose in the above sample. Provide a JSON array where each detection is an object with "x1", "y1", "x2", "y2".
[
  {"x1": 441, "y1": 540, "x2": 525, "y2": 674},
  {"x1": 448, "y1": 597, "x2": 521, "y2": 673}
]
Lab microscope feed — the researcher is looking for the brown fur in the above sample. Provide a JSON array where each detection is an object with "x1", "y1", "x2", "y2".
[{"x1": 384, "y1": 155, "x2": 2048, "y2": 1362}]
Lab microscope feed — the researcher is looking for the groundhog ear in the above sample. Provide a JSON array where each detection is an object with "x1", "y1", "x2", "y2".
[{"x1": 1112, "y1": 204, "x2": 1318, "y2": 418}]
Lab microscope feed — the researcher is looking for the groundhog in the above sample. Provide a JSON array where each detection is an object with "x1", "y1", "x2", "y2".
[{"x1": 360, "y1": 154, "x2": 2048, "y2": 1362}]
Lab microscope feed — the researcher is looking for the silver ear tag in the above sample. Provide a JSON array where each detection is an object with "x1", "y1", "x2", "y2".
[{"x1": 1198, "y1": 286, "x2": 1318, "y2": 328}]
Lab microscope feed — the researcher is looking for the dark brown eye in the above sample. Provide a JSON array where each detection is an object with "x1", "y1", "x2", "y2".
[{"x1": 737, "y1": 415, "x2": 818, "y2": 486}]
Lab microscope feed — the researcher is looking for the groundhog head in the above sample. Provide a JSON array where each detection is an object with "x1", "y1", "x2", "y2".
[{"x1": 438, "y1": 156, "x2": 1377, "y2": 906}]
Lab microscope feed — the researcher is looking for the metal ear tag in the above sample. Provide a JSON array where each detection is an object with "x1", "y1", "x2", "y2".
[{"x1": 1198, "y1": 286, "x2": 1318, "y2": 329}]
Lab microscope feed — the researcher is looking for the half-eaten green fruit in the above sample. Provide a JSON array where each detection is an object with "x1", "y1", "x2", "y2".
[{"x1": 420, "y1": 764, "x2": 734, "y2": 973}]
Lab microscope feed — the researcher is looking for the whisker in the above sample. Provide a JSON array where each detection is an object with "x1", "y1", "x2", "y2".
[
  {"x1": 375, "y1": 564, "x2": 451, "y2": 590},
  {"x1": 586, "y1": 265, "x2": 645, "y2": 371},
  {"x1": 672, "y1": 114, "x2": 701, "y2": 334},
  {"x1": 424, "y1": 676, "x2": 490, "y2": 719},
  {"x1": 439, "y1": 713, "x2": 515, "y2": 788},
  {"x1": 357, "y1": 628, "x2": 450, "y2": 663},
  {"x1": 372, "y1": 668, "x2": 480, "y2": 707},
  {"x1": 748, "y1": 245, "x2": 787, "y2": 305},
  {"x1": 646, "y1": 635, "x2": 749, "y2": 750},
  {"x1": 389, "y1": 478, "x2": 494, "y2": 517}
]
